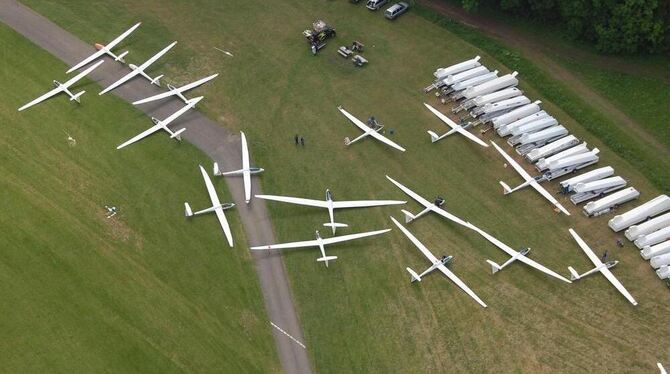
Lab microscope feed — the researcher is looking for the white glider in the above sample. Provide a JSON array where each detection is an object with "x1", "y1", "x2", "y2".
[
  {"x1": 391, "y1": 217, "x2": 487, "y2": 308},
  {"x1": 385, "y1": 175, "x2": 469, "y2": 227},
  {"x1": 66, "y1": 22, "x2": 141, "y2": 73},
  {"x1": 213, "y1": 131, "x2": 263, "y2": 204},
  {"x1": 467, "y1": 223, "x2": 571, "y2": 283},
  {"x1": 184, "y1": 165, "x2": 235, "y2": 247},
  {"x1": 491, "y1": 141, "x2": 570, "y2": 216},
  {"x1": 385, "y1": 176, "x2": 570, "y2": 284},
  {"x1": 659, "y1": 363, "x2": 667, "y2": 374},
  {"x1": 117, "y1": 96, "x2": 201, "y2": 149},
  {"x1": 424, "y1": 103, "x2": 488, "y2": 147},
  {"x1": 18, "y1": 60, "x2": 104, "y2": 112},
  {"x1": 567, "y1": 229, "x2": 637, "y2": 306},
  {"x1": 256, "y1": 189, "x2": 405, "y2": 235},
  {"x1": 132, "y1": 73, "x2": 219, "y2": 105},
  {"x1": 99, "y1": 41, "x2": 177, "y2": 95},
  {"x1": 250, "y1": 229, "x2": 391, "y2": 267},
  {"x1": 338, "y1": 106, "x2": 406, "y2": 152}
]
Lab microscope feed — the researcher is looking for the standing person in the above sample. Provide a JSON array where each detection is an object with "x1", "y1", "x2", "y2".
[
  {"x1": 294, "y1": 135, "x2": 299, "y2": 145},
  {"x1": 300, "y1": 136, "x2": 305, "y2": 147},
  {"x1": 602, "y1": 249, "x2": 609, "y2": 261}
]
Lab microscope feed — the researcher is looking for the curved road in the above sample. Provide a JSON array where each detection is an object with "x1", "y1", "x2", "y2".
[{"x1": 0, "y1": 1, "x2": 311, "y2": 373}]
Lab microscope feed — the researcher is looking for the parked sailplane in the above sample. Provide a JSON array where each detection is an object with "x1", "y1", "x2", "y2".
[
  {"x1": 385, "y1": 175, "x2": 470, "y2": 227},
  {"x1": 132, "y1": 74, "x2": 218, "y2": 105},
  {"x1": 423, "y1": 103, "x2": 488, "y2": 147},
  {"x1": 214, "y1": 131, "x2": 263, "y2": 204},
  {"x1": 386, "y1": 175, "x2": 571, "y2": 283},
  {"x1": 18, "y1": 60, "x2": 104, "y2": 112},
  {"x1": 185, "y1": 165, "x2": 235, "y2": 247},
  {"x1": 567, "y1": 229, "x2": 637, "y2": 305},
  {"x1": 255, "y1": 190, "x2": 405, "y2": 235},
  {"x1": 337, "y1": 106, "x2": 406, "y2": 152},
  {"x1": 250, "y1": 229, "x2": 391, "y2": 267},
  {"x1": 391, "y1": 217, "x2": 487, "y2": 308},
  {"x1": 66, "y1": 22, "x2": 141, "y2": 74},
  {"x1": 99, "y1": 41, "x2": 177, "y2": 95},
  {"x1": 467, "y1": 223, "x2": 571, "y2": 283},
  {"x1": 490, "y1": 141, "x2": 570, "y2": 216},
  {"x1": 117, "y1": 96, "x2": 201, "y2": 149}
]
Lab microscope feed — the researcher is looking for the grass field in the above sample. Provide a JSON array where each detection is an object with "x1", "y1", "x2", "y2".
[
  {"x1": 14, "y1": 0, "x2": 670, "y2": 372},
  {"x1": 0, "y1": 24, "x2": 278, "y2": 372}
]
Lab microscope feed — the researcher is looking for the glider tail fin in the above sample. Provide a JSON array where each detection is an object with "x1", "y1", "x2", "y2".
[
  {"x1": 151, "y1": 74, "x2": 164, "y2": 87},
  {"x1": 427, "y1": 130, "x2": 441, "y2": 143},
  {"x1": 213, "y1": 162, "x2": 221, "y2": 176},
  {"x1": 401, "y1": 209, "x2": 416, "y2": 224},
  {"x1": 486, "y1": 259, "x2": 502, "y2": 274},
  {"x1": 70, "y1": 91, "x2": 85, "y2": 103},
  {"x1": 323, "y1": 222, "x2": 348, "y2": 235},
  {"x1": 170, "y1": 128, "x2": 186, "y2": 140},
  {"x1": 316, "y1": 255, "x2": 338, "y2": 267},
  {"x1": 406, "y1": 267, "x2": 422, "y2": 283},
  {"x1": 115, "y1": 50, "x2": 129, "y2": 62},
  {"x1": 499, "y1": 181, "x2": 512, "y2": 194},
  {"x1": 568, "y1": 266, "x2": 580, "y2": 281},
  {"x1": 184, "y1": 202, "x2": 193, "y2": 217}
]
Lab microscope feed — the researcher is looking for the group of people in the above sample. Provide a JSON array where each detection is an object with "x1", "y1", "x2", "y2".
[{"x1": 294, "y1": 135, "x2": 306, "y2": 146}]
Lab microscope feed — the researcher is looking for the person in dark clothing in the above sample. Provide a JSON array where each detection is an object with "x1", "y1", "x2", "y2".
[
  {"x1": 294, "y1": 135, "x2": 299, "y2": 145},
  {"x1": 602, "y1": 250, "x2": 609, "y2": 261},
  {"x1": 300, "y1": 136, "x2": 305, "y2": 146}
]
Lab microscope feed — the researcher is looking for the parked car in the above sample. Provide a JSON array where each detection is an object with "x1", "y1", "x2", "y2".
[
  {"x1": 366, "y1": 0, "x2": 388, "y2": 11},
  {"x1": 384, "y1": 2, "x2": 409, "y2": 19}
]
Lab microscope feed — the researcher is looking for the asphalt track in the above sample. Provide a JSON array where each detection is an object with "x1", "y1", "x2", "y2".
[{"x1": 0, "y1": 1, "x2": 311, "y2": 372}]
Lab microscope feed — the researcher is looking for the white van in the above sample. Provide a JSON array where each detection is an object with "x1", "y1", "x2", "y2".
[
  {"x1": 384, "y1": 2, "x2": 409, "y2": 19},
  {"x1": 366, "y1": 0, "x2": 388, "y2": 10}
]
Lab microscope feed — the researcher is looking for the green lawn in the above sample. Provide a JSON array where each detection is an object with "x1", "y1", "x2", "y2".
[
  {"x1": 0, "y1": 24, "x2": 278, "y2": 372},
  {"x1": 14, "y1": 0, "x2": 670, "y2": 372}
]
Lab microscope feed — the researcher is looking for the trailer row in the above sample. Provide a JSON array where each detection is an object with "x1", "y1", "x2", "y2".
[
  {"x1": 426, "y1": 57, "x2": 653, "y2": 219},
  {"x1": 426, "y1": 57, "x2": 669, "y2": 283}
]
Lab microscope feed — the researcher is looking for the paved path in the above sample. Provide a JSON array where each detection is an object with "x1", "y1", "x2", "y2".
[{"x1": 0, "y1": 1, "x2": 311, "y2": 373}]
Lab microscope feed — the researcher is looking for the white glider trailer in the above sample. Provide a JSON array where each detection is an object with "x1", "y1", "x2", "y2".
[
  {"x1": 496, "y1": 111, "x2": 550, "y2": 137},
  {"x1": 513, "y1": 125, "x2": 569, "y2": 156},
  {"x1": 542, "y1": 148, "x2": 600, "y2": 180},
  {"x1": 450, "y1": 72, "x2": 519, "y2": 102},
  {"x1": 425, "y1": 66, "x2": 490, "y2": 93},
  {"x1": 626, "y1": 211, "x2": 670, "y2": 241},
  {"x1": 608, "y1": 194, "x2": 670, "y2": 232},
  {"x1": 635, "y1": 226, "x2": 670, "y2": 249},
  {"x1": 439, "y1": 71, "x2": 500, "y2": 98},
  {"x1": 433, "y1": 56, "x2": 481, "y2": 81},
  {"x1": 491, "y1": 101, "x2": 542, "y2": 130},
  {"x1": 656, "y1": 265, "x2": 670, "y2": 279},
  {"x1": 559, "y1": 166, "x2": 614, "y2": 194},
  {"x1": 470, "y1": 96, "x2": 532, "y2": 125},
  {"x1": 525, "y1": 135, "x2": 580, "y2": 163},
  {"x1": 499, "y1": 115, "x2": 557, "y2": 138},
  {"x1": 650, "y1": 252, "x2": 670, "y2": 269},
  {"x1": 534, "y1": 143, "x2": 589, "y2": 171},
  {"x1": 453, "y1": 87, "x2": 522, "y2": 113},
  {"x1": 641, "y1": 240, "x2": 670, "y2": 260},
  {"x1": 583, "y1": 187, "x2": 640, "y2": 217},
  {"x1": 570, "y1": 176, "x2": 627, "y2": 205}
]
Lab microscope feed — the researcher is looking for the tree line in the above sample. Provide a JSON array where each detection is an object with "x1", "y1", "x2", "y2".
[{"x1": 459, "y1": 0, "x2": 670, "y2": 54}]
